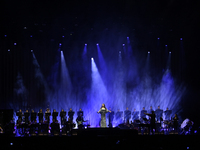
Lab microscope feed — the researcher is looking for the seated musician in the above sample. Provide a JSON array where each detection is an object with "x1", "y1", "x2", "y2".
[{"x1": 76, "y1": 113, "x2": 84, "y2": 129}]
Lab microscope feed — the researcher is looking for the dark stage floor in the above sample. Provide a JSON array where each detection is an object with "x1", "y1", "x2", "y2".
[{"x1": 0, "y1": 128, "x2": 199, "y2": 150}]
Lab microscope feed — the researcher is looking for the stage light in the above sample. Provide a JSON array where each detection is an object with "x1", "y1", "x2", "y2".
[
  {"x1": 24, "y1": 27, "x2": 27, "y2": 29},
  {"x1": 91, "y1": 57, "x2": 93, "y2": 60},
  {"x1": 169, "y1": 52, "x2": 171, "y2": 54},
  {"x1": 119, "y1": 51, "x2": 121, "y2": 53},
  {"x1": 96, "y1": 43, "x2": 99, "y2": 45},
  {"x1": 14, "y1": 43, "x2": 17, "y2": 45},
  {"x1": 59, "y1": 43, "x2": 62, "y2": 46},
  {"x1": 157, "y1": 38, "x2": 160, "y2": 40},
  {"x1": 180, "y1": 38, "x2": 182, "y2": 40},
  {"x1": 148, "y1": 51, "x2": 150, "y2": 54},
  {"x1": 127, "y1": 37, "x2": 129, "y2": 39},
  {"x1": 4, "y1": 35, "x2": 7, "y2": 37},
  {"x1": 122, "y1": 44, "x2": 125, "y2": 46},
  {"x1": 85, "y1": 44, "x2": 87, "y2": 45},
  {"x1": 62, "y1": 36, "x2": 64, "y2": 38},
  {"x1": 8, "y1": 49, "x2": 10, "y2": 51},
  {"x1": 30, "y1": 35, "x2": 32, "y2": 37},
  {"x1": 10, "y1": 143, "x2": 13, "y2": 146},
  {"x1": 165, "y1": 45, "x2": 167, "y2": 47},
  {"x1": 31, "y1": 50, "x2": 33, "y2": 52}
]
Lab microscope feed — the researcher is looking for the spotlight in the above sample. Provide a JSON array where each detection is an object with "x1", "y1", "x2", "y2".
[
  {"x1": 24, "y1": 27, "x2": 27, "y2": 29},
  {"x1": 91, "y1": 57, "x2": 93, "y2": 60},
  {"x1": 169, "y1": 52, "x2": 171, "y2": 54},
  {"x1": 96, "y1": 43, "x2": 99, "y2": 45},
  {"x1": 127, "y1": 37, "x2": 129, "y2": 39},
  {"x1": 4, "y1": 35, "x2": 7, "y2": 37},
  {"x1": 59, "y1": 43, "x2": 62, "y2": 46},
  {"x1": 30, "y1": 35, "x2": 32, "y2": 37},
  {"x1": 85, "y1": 44, "x2": 87, "y2": 45},
  {"x1": 119, "y1": 51, "x2": 121, "y2": 53},
  {"x1": 180, "y1": 38, "x2": 182, "y2": 40},
  {"x1": 157, "y1": 38, "x2": 160, "y2": 40},
  {"x1": 8, "y1": 49, "x2": 10, "y2": 51},
  {"x1": 122, "y1": 44, "x2": 125, "y2": 46},
  {"x1": 62, "y1": 36, "x2": 64, "y2": 38},
  {"x1": 14, "y1": 43, "x2": 17, "y2": 45},
  {"x1": 31, "y1": 50, "x2": 33, "y2": 52},
  {"x1": 165, "y1": 45, "x2": 167, "y2": 47},
  {"x1": 148, "y1": 51, "x2": 150, "y2": 54}
]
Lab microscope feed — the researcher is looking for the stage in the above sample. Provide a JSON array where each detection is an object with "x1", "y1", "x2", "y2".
[{"x1": 0, "y1": 128, "x2": 199, "y2": 149}]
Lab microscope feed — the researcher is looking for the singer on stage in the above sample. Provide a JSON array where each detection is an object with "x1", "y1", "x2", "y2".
[{"x1": 97, "y1": 104, "x2": 111, "y2": 128}]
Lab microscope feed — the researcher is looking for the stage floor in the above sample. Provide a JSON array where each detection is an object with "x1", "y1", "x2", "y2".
[{"x1": 0, "y1": 128, "x2": 199, "y2": 149}]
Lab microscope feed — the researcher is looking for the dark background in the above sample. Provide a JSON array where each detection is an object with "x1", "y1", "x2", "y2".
[{"x1": 1, "y1": 0, "x2": 200, "y2": 127}]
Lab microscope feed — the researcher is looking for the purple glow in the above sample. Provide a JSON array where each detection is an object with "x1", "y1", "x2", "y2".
[
  {"x1": 85, "y1": 43, "x2": 87, "y2": 45},
  {"x1": 4, "y1": 35, "x2": 7, "y2": 37},
  {"x1": 31, "y1": 50, "x2": 33, "y2": 52},
  {"x1": 127, "y1": 37, "x2": 129, "y2": 39},
  {"x1": 165, "y1": 45, "x2": 167, "y2": 47},
  {"x1": 123, "y1": 44, "x2": 125, "y2": 46},
  {"x1": 30, "y1": 35, "x2": 32, "y2": 37},
  {"x1": 169, "y1": 52, "x2": 171, "y2": 54},
  {"x1": 62, "y1": 36, "x2": 64, "y2": 38},
  {"x1": 14, "y1": 43, "x2": 17, "y2": 45},
  {"x1": 59, "y1": 43, "x2": 62, "y2": 46},
  {"x1": 157, "y1": 38, "x2": 160, "y2": 40},
  {"x1": 96, "y1": 43, "x2": 99, "y2": 45},
  {"x1": 180, "y1": 38, "x2": 183, "y2": 40},
  {"x1": 119, "y1": 51, "x2": 121, "y2": 53},
  {"x1": 148, "y1": 51, "x2": 150, "y2": 54}
]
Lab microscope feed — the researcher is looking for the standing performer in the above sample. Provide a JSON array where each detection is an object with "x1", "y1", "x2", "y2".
[
  {"x1": 124, "y1": 107, "x2": 131, "y2": 124},
  {"x1": 115, "y1": 109, "x2": 123, "y2": 124},
  {"x1": 52, "y1": 109, "x2": 58, "y2": 121},
  {"x1": 60, "y1": 109, "x2": 66, "y2": 126},
  {"x1": 38, "y1": 109, "x2": 43, "y2": 123},
  {"x1": 132, "y1": 109, "x2": 139, "y2": 121},
  {"x1": 97, "y1": 104, "x2": 111, "y2": 128},
  {"x1": 173, "y1": 114, "x2": 179, "y2": 133},
  {"x1": 77, "y1": 108, "x2": 83, "y2": 117},
  {"x1": 76, "y1": 113, "x2": 84, "y2": 129},
  {"x1": 164, "y1": 108, "x2": 172, "y2": 120},
  {"x1": 155, "y1": 106, "x2": 163, "y2": 122},
  {"x1": 108, "y1": 108, "x2": 114, "y2": 128},
  {"x1": 31, "y1": 109, "x2": 37, "y2": 122},
  {"x1": 68, "y1": 108, "x2": 75, "y2": 122},
  {"x1": 140, "y1": 107, "x2": 147, "y2": 122},
  {"x1": 16, "y1": 109, "x2": 23, "y2": 123},
  {"x1": 145, "y1": 111, "x2": 156, "y2": 134},
  {"x1": 45, "y1": 108, "x2": 51, "y2": 124},
  {"x1": 24, "y1": 110, "x2": 30, "y2": 124}
]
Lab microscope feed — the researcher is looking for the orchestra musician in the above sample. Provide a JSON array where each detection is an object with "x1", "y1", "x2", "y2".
[
  {"x1": 45, "y1": 108, "x2": 51, "y2": 124},
  {"x1": 76, "y1": 113, "x2": 84, "y2": 129},
  {"x1": 108, "y1": 107, "x2": 114, "y2": 128},
  {"x1": 124, "y1": 107, "x2": 131, "y2": 124},
  {"x1": 16, "y1": 109, "x2": 23, "y2": 123},
  {"x1": 52, "y1": 109, "x2": 58, "y2": 121},
  {"x1": 60, "y1": 109, "x2": 66, "y2": 126},
  {"x1": 145, "y1": 111, "x2": 156, "y2": 134},
  {"x1": 38, "y1": 109, "x2": 43, "y2": 123},
  {"x1": 68, "y1": 108, "x2": 75, "y2": 122},
  {"x1": 31, "y1": 109, "x2": 37, "y2": 122}
]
